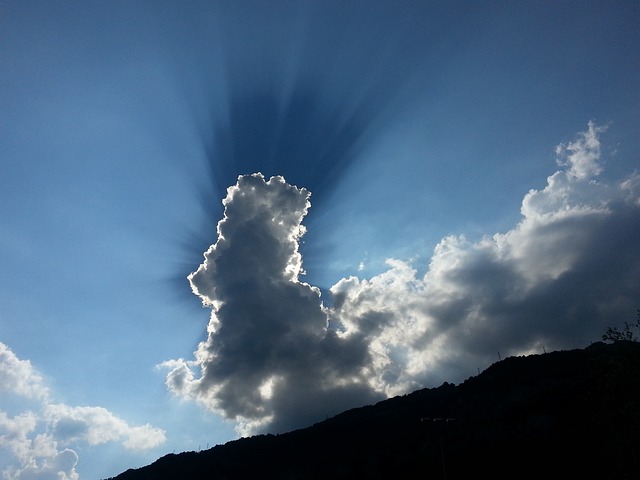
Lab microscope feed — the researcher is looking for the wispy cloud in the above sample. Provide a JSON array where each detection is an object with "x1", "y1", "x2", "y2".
[
  {"x1": 163, "y1": 123, "x2": 640, "y2": 436},
  {"x1": 0, "y1": 343, "x2": 165, "y2": 479}
]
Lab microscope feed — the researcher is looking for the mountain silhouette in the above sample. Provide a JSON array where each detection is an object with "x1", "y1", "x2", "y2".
[{"x1": 107, "y1": 341, "x2": 639, "y2": 479}]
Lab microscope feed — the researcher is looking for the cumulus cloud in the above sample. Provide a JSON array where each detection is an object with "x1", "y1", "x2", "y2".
[
  {"x1": 45, "y1": 405, "x2": 166, "y2": 450},
  {"x1": 331, "y1": 122, "x2": 640, "y2": 389},
  {"x1": 162, "y1": 174, "x2": 381, "y2": 435},
  {"x1": 554, "y1": 120, "x2": 604, "y2": 180},
  {"x1": 164, "y1": 124, "x2": 640, "y2": 436},
  {"x1": 0, "y1": 343, "x2": 165, "y2": 479},
  {"x1": 3, "y1": 449, "x2": 79, "y2": 480},
  {"x1": 0, "y1": 344, "x2": 50, "y2": 402}
]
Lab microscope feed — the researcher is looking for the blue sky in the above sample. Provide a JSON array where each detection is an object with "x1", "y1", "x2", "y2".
[{"x1": 1, "y1": 1, "x2": 639, "y2": 478}]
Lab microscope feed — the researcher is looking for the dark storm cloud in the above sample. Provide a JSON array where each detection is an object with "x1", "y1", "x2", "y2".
[
  {"x1": 163, "y1": 174, "x2": 381, "y2": 435},
  {"x1": 164, "y1": 124, "x2": 640, "y2": 435}
]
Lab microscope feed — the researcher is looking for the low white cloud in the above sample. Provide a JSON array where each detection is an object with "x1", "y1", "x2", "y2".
[
  {"x1": 0, "y1": 412, "x2": 41, "y2": 465},
  {"x1": 0, "y1": 409, "x2": 77, "y2": 480},
  {"x1": 164, "y1": 124, "x2": 640, "y2": 436},
  {"x1": 0, "y1": 344, "x2": 49, "y2": 402},
  {"x1": 45, "y1": 405, "x2": 165, "y2": 450},
  {"x1": 0, "y1": 343, "x2": 166, "y2": 479},
  {"x1": 4, "y1": 449, "x2": 79, "y2": 480}
]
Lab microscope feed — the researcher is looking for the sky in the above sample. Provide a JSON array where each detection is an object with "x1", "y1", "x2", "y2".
[{"x1": 1, "y1": 1, "x2": 639, "y2": 478}]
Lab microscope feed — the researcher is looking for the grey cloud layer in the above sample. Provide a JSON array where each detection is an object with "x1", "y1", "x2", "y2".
[{"x1": 164, "y1": 124, "x2": 640, "y2": 435}]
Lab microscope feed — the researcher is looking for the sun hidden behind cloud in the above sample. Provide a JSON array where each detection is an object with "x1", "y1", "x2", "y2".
[{"x1": 162, "y1": 124, "x2": 640, "y2": 436}]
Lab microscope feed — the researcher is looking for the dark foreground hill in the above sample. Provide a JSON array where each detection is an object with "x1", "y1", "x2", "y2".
[{"x1": 108, "y1": 342, "x2": 640, "y2": 480}]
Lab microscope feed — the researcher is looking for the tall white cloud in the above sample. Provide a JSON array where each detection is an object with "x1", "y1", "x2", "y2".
[
  {"x1": 0, "y1": 343, "x2": 166, "y2": 479},
  {"x1": 164, "y1": 124, "x2": 640, "y2": 436}
]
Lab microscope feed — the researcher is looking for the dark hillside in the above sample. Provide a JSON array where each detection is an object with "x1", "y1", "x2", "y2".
[{"x1": 108, "y1": 342, "x2": 640, "y2": 479}]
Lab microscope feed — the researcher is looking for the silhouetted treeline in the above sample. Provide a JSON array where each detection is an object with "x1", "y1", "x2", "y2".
[{"x1": 107, "y1": 341, "x2": 640, "y2": 480}]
